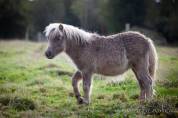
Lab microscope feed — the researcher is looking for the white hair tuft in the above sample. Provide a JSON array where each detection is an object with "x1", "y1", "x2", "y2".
[{"x1": 44, "y1": 23, "x2": 93, "y2": 44}]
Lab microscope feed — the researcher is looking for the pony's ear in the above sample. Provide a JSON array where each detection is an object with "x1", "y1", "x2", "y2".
[{"x1": 59, "y1": 24, "x2": 63, "y2": 31}]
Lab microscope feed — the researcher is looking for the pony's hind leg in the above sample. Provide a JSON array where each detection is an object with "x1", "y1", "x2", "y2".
[
  {"x1": 137, "y1": 72, "x2": 153, "y2": 99},
  {"x1": 72, "y1": 71, "x2": 82, "y2": 103},
  {"x1": 132, "y1": 58, "x2": 153, "y2": 100}
]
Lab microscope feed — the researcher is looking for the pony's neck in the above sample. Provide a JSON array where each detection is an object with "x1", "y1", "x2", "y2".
[
  {"x1": 63, "y1": 24, "x2": 92, "y2": 43},
  {"x1": 64, "y1": 25, "x2": 92, "y2": 57},
  {"x1": 64, "y1": 39, "x2": 87, "y2": 68}
]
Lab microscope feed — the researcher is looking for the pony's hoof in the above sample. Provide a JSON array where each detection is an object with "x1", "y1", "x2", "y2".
[
  {"x1": 139, "y1": 96, "x2": 146, "y2": 102},
  {"x1": 77, "y1": 97, "x2": 84, "y2": 104},
  {"x1": 77, "y1": 97, "x2": 89, "y2": 105}
]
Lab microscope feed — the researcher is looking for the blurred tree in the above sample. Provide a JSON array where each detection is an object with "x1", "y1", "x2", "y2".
[
  {"x1": 63, "y1": 0, "x2": 80, "y2": 26},
  {"x1": 30, "y1": 0, "x2": 80, "y2": 39},
  {"x1": 0, "y1": 0, "x2": 30, "y2": 39},
  {"x1": 71, "y1": 0, "x2": 108, "y2": 34},
  {"x1": 104, "y1": 0, "x2": 146, "y2": 33},
  {"x1": 145, "y1": 0, "x2": 178, "y2": 43},
  {"x1": 0, "y1": 0, "x2": 177, "y2": 43},
  {"x1": 158, "y1": 0, "x2": 178, "y2": 43},
  {"x1": 31, "y1": 0, "x2": 65, "y2": 33}
]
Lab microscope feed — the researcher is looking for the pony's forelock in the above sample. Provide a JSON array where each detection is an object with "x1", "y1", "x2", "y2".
[
  {"x1": 44, "y1": 23, "x2": 92, "y2": 44},
  {"x1": 44, "y1": 23, "x2": 60, "y2": 37}
]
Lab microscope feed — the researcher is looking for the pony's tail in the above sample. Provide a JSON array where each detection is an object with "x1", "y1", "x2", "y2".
[
  {"x1": 147, "y1": 38, "x2": 158, "y2": 96},
  {"x1": 147, "y1": 38, "x2": 158, "y2": 80}
]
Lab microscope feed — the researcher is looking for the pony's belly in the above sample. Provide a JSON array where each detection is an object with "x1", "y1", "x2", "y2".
[
  {"x1": 96, "y1": 63, "x2": 129, "y2": 76},
  {"x1": 94, "y1": 54, "x2": 129, "y2": 76}
]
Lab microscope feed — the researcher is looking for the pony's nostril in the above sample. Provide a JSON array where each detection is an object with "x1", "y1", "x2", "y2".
[
  {"x1": 45, "y1": 52, "x2": 48, "y2": 57},
  {"x1": 45, "y1": 51, "x2": 51, "y2": 58}
]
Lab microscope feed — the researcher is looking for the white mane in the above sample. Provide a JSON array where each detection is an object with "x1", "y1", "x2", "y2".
[{"x1": 44, "y1": 23, "x2": 93, "y2": 44}]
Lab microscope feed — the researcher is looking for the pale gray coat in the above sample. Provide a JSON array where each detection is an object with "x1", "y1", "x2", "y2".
[{"x1": 44, "y1": 23, "x2": 158, "y2": 104}]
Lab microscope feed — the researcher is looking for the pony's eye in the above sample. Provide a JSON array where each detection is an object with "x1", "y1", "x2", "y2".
[{"x1": 54, "y1": 36, "x2": 60, "y2": 41}]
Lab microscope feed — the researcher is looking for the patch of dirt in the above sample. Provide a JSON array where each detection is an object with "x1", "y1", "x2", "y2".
[
  {"x1": 130, "y1": 94, "x2": 139, "y2": 100},
  {"x1": 139, "y1": 99, "x2": 177, "y2": 117},
  {"x1": 0, "y1": 96, "x2": 35, "y2": 111},
  {"x1": 159, "y1": 46, "x2": 178, "y2": 57},
  {"x1": 112, "y1": 93, "x2": 128, "y2": 102},
  {"x1": 31, "y1": 44, "x2": 46, "y2": 59},
  {"x1": 26, "y1": 79, "x2": 46, "y2": 86},
  {"x1": 39, "y1": 64, "x2": 61, "y2": 69},
  {"x1": 57, "y1": 70, "x2": 73, "y2": 76},
  {"x1": 131, "y1": 26, "x2": 167, "y2": 45},
  {"x1": 39, "y1": 87, "x2": 47, "y2": 93},
  {"x1": 97, "y1": 95, "x2": 106, "y2": 99},
  {"x1": 68, "y1": 92, "x2": 74, "y2": 97}
]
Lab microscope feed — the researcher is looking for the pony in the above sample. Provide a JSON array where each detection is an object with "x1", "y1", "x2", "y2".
[{"x1": 44, "y1": 23, "x2": 158, "y2": 104}]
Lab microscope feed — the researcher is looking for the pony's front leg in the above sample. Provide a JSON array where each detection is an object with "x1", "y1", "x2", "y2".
[
  {"x1": 81, "y1": 72, "x2": 92, "y2": 104},
  {"x1": 72, "y1": 71, "x2": 82, "y2": 103}
]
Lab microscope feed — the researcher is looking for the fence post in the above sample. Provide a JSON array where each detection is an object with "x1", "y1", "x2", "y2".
[{"x1": 125, "y1": 23, "x2": 130, "y2": 31}]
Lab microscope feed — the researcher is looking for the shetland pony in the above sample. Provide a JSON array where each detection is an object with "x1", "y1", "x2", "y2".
[{"x1": 44, "y1": 23, "x2": 158, "y2": 104}]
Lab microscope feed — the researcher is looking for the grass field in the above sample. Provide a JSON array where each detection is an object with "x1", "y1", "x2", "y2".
[{"x1": 0, "y1": 40, "x2": 178, "y2": 118}]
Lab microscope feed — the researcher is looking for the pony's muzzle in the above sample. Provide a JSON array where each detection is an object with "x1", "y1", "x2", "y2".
[{"x1": 45, "y1": 51, "x2": 54, "y2": 59}]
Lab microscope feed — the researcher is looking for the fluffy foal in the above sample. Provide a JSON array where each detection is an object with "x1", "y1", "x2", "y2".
[{"x1": 44, "y1": 23, "x2": 158, "y2": 104}]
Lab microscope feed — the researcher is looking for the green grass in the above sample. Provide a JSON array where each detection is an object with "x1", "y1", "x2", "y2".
[{"x1": 0, "y1": 40, "x2": 178, "y2": 118}]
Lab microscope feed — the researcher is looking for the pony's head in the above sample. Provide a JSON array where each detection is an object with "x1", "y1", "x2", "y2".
[
  {"x1": 44, "y1": 23, "x2": 92, "y2": 59},
  {"x1": 44, "y1": 23, "x2": 66, "y2": 59}
]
